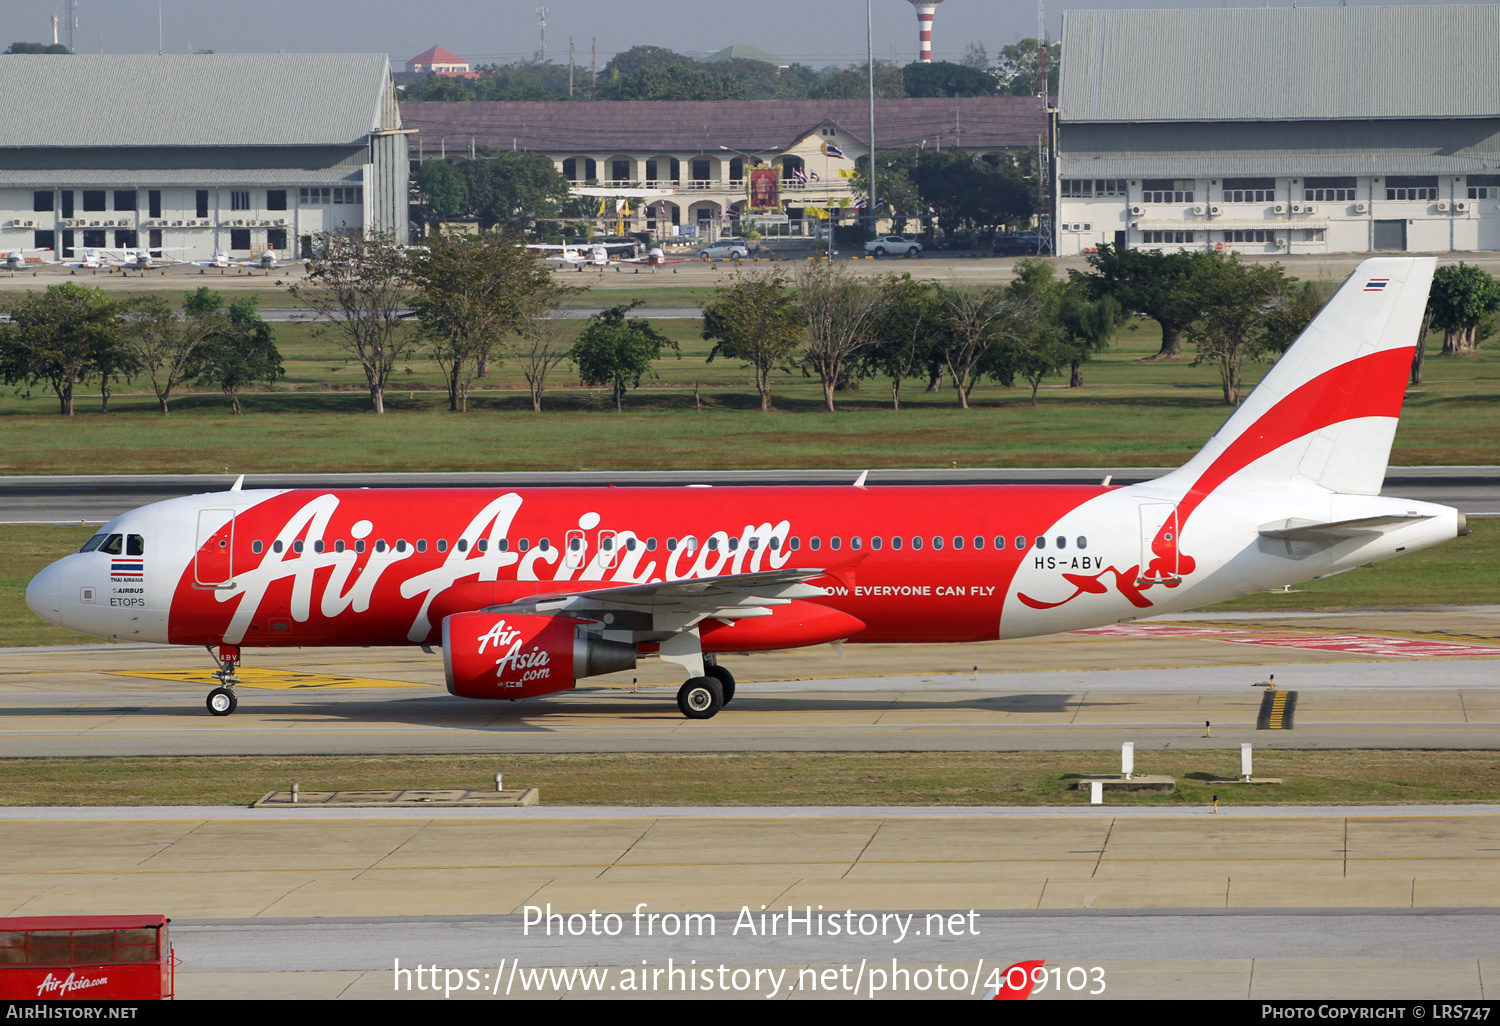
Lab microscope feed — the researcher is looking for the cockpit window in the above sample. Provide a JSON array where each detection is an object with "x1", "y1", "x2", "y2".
[
  {"x1": 99, "y1": 534, "x2": 124, "y2": 555},
  {"x1": 78, "y1": 534, "x2": 107, "y2": 553},
  {"x1": 126, "y1": 534, "x2": 145, "y2": 556}
]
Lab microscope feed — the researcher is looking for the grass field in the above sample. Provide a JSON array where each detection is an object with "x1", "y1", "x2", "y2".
[
  {"x1": 1, "y1": 519, "x2": 1493, "y2": 648},
  {"x1": 2, "y1": 282, "x2": 1498, "y2": 473},
  {"x1": 1, "y1": 750, "x2": 1495, "y2": 807}
]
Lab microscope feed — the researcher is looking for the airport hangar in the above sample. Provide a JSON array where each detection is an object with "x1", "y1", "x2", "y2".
[
  {"x1": 0, "y1": 53, "x2": 411, "y2": 261},
  {"x1": 397, "y1": 97, "x2": 1046, "y2": 234},
  {"x1": 1052, "y1": 4, "x2": 1500, "y2": 257}
]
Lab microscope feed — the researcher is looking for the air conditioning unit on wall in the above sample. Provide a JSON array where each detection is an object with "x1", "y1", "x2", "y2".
[
  {"x1": 1129, "y1": 204, "x2": 1144, "y2": 216},
  {"x1": 1209, "y1": 205, "x2": 1222, "y2": 215},
  {"x1": 1273, "y1": 203, "x2": 1287, "y2": 214},
  {"x1": 1437, "y1": 200, "x2": 1451, "y2": 212},
  {"x1": 1455, "y1": 200, "x2": 1472, "y2": 213},
  {"x1": 1354, "y1": 201, "x2": 1369, "y2": 214},
  {"x1": 1192, "y1": 203, "x2": 1205, "y2": 215}
]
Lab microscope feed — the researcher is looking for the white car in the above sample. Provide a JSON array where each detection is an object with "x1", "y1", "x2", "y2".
[
  {"x1": 865, "y1": 235, "x2": 922, "y2": 257},
  {"x1": 697, "y1": 238, "x2": 753, "y2": 259}
]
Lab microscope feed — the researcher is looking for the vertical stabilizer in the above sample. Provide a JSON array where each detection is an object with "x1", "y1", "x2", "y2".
[{"x1": 1167, "y1": 257, "x2": 1434, "y2": 500}]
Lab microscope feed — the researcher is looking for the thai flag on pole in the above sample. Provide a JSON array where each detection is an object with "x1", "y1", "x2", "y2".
[
  {"x1": 854, "y1": 196, "x2": 867, "y2": 209},
  {"x1": 826, "y1": 143, "x2": 845, "y2": 158},
  {"x1": 1364, "y1": 278, "x2": 1390, "y2": 292},
  {"x1": 808, "y1": 170, "x2": 820, "y2": 181},
  {"x1": 792, "y1": 167, "x2": 808, "y2": 184}
]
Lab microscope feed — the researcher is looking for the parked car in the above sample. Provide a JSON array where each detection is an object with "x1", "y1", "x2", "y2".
[
  {"x1": 697, "y1": 237, "x2": 756, "y2": 259},
  {"x1": 865, "y1": 235, "x2": 922, "y2": 257},
  {"x1": 932, "y1": 236, "x2": 976, "y2": 250},
  {"x1": 992, "y1": 232, "x2": 1047, "y2": 256}
]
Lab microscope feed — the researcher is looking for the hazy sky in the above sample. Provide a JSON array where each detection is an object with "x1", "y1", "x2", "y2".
[{"x1": 2, "y1": 0, "x2": 1487, "y2": 67}]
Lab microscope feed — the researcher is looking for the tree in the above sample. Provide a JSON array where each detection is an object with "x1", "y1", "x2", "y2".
[
  {"x1": 463, "y1": 152, "x2": 572, "y2": 232},
  {"x1": 862, "y1": 274, "x2": 943, "y2": 410},
  {"x1": 603, "y1": 45, "x2": 696, "y2": 77},
  {"x1": 995, "y1": 38, "x2": 1059, "y2": 96},
  {"x1": 796, "y1": 261, "x2": 880, "y2": 413},
  {"x1": 119, "y1": 291, "x2": 224, "y2": 415},
  {"x1": 0, "y1": 283, "x2": 121, "y2": 415},
  {"x1": 572, "y1": 302, "x2": 678, "y2": 411},
  {"x1": 814, "y1": 60, "x2": 905, "y2": 99},
  {"x1": 407, "y1": 234, "x2": 553, "y2": 412},
  {"x1": 902, "y1": 60, "x2": 997, "y2": 98},
  {"x1": 194, "y1": 297, "x2": 284, "y2": 413},
  {"x1": 289, "y1": 230, "x2": 414, "y2": 414},
  {"x1": 604, "y1": 64, "x2": 745, "y2": 101},
  {"x1": 503, "y1": 280, "x2": 583, "y2": 412},
  {"x1": 1427, "y1": 263, "x2": 1500, "y2": 355},
  {"x1": 701, "y1": 269, "x2": 805, "y2": 411},
  {"x1": 4, "y1": 42, "x2": 70, "y2": 54},
  {"x1": 1262, "y1": 281, "x2": 1325, "y2": 357},
  {"x1": 960, "y1": 42, "x2": 990, "y2": 72},
  {"x1": 1186, "y1": 255, "x2": 1298, "y2": 405},
  {"x1": 413, "y1": 160, "x2": 469, "y2": 230},
  {"x1": 1057, "y1": 290, "x2": 1120, "y2": 387},
  {"x1": 1071, "y1": 244, "x2": 1209, "y2": 359},
  {"x1": 934, "y1": 284, "x2": 1007, "y2": 408},
  {"x1": 907, "y1": 148, "x2": 1034, "y2": 235},
  {"x1": 1002, "y1": 261, "x2": 1075, "y2": 404}
]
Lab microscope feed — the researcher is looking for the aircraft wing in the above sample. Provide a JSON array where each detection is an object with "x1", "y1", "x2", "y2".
[{"x1": 484, "y1": 567, "x2": 830, "y2": 630}]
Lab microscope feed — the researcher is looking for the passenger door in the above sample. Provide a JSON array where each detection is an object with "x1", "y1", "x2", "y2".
[
  {"x1": 194, "y1": 509, "x2": 235, "y2": 588},
  {"x1": 1138, "y1": 503, "x2": 1180, "y2": 583}
]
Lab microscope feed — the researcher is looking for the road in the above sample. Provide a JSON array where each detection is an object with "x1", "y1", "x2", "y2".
[{"x1": 2, "y1": 466, "x2": 1497, "y2": 524}]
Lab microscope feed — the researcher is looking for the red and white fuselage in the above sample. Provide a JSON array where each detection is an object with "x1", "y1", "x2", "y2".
[{"x1": 25, "y1": 258, "x2": 1464, "y2": 709}]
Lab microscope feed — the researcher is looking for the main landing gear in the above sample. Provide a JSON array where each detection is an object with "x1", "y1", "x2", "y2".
[
  {"x1": 676, "y1": 661, "x2": 736, "y2": 720},
  {"x1": 206, "y1": 644, "x2": 240, "y2": 716}
]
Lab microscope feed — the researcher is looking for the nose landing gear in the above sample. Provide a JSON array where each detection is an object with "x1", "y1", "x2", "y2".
[{"x1": 206, "y1": 644, "x2": 240, "y2": 716}]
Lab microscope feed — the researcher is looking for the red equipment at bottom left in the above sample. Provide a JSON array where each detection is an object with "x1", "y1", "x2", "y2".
[{"x1": 0, "y1": 916, "x2": 175, "y2": 1000}]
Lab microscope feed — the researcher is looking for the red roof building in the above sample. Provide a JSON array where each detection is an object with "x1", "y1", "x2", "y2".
[{"x1": 405, "y1": 46, "x2": 476, "y2": 79}]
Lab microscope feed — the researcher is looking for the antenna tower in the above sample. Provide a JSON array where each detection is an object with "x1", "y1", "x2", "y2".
[{"x1": 537, "y1": 7, "x2": 548, "y2": 62}]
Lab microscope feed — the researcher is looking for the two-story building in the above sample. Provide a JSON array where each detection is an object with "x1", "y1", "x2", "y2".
[
  {"x1": 1054, "y1": 5, "x2": 1500, "y2": 256},
  {"x1": 0, "y1": 53, "x2": 410, "y2": 261},
  {"x1": 399, "y1": 97, "x2": 1046, "y2": 235}
]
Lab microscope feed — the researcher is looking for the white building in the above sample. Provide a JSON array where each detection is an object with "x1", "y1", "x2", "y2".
[
  {"x1": 0, "y1": 53, "x2": 409, "y2": 261},
  {"x1": 1053, "y1": 6, "x2": 1500, "y2": 256}
]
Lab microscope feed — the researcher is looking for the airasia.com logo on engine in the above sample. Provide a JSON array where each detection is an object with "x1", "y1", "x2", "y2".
[
  {"x1": 36, "y1": 970, "x2": 111, "y2": 997},
  {"x1": 478, "y1": 617, "x2": 554, "y2": 686}
]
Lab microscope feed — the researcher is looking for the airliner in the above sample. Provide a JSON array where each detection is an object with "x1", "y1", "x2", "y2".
[{"x1": 26, "y1": 258, "x2": 1464, "y2": 719}]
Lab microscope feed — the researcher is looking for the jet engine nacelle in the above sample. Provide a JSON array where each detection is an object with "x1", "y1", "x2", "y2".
[{"x1": 442, "y1": 611, "x2": 636, "y2": 699}]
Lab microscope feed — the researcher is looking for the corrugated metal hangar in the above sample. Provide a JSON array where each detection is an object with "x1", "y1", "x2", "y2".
[
  {"x1": 0, "y1": 53, "x2": 410, "y2": 260},
  {"x1": 1054, "y1": 5, "x2": 1500, "y2": 256}
]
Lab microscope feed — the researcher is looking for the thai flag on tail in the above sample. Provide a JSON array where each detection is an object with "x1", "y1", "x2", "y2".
[{"x1": 1364, "y1": 278, "x2": 1390, "y2": 292}]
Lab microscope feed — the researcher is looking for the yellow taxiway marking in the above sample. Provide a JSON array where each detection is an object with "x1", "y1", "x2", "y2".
[{"x1": 109, "y1": 669, "x2": 429, "y2": 690}]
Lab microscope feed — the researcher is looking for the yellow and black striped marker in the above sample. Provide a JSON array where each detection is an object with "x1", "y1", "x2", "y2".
[{"x1": 1257, "y1": 689, "x2": 1298, "y2": 730}]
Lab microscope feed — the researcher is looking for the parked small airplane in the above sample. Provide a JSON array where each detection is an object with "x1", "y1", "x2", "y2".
[
  {"x1": 0, "y1": 247, "x2": 51, "y2": 274},
  {"x1": 27, "y1": 259, "x2": 1462, "y2": 720}
]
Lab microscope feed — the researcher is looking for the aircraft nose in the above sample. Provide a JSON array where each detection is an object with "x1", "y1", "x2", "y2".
[{"x1": 26, "y1": 560, "x2": 63, "y2": 620}]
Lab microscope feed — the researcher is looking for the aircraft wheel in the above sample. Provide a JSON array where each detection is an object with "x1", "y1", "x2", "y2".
[
  {"x1": 206, "y1": 687, "x2": 237, "y2": 716},
  {"x1": 705, "y1": 664, "x2": 736, "y2": 705},
  {"x1": 677, "y1": 677, "x2": 723, "y2": 719}
]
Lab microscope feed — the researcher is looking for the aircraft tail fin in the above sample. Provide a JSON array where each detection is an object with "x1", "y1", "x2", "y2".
[{"x1": 1167, "y1": 256, "x2": 1435, "y2": 499}]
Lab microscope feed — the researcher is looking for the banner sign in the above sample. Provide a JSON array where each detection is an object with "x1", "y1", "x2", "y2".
[{"x1": 748, "y1": 168, "x2": 780, "y2": 211}]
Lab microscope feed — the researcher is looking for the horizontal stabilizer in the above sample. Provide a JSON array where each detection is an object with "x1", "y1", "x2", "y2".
[{"x1": 1257, "y1": 513, "x2": 1431, "y2": 540}]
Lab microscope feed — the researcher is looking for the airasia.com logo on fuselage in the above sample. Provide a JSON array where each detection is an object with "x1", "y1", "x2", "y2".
[
  {"x1": 36, "y1": 970, "x2": 110, "y2": 997},
  {"x1": 198, "y1": 493, "x2": 792, "y2": 645}
]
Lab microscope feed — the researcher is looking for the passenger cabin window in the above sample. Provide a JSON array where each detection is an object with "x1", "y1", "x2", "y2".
[
  {"x1": 517, "y1": 539, "x2": 529, "y2": 552},
  {"x1": 890, "y1": 536, "x2": 902, "y2": 550},
  {"x1": 829, "y1": 537, "x2": 841, "y2": 550},
  {"x1": 871, "y1": 537, "x2": 882, "y2": 550},
  {"x1": 293, "y1": 540, "x2": 304, "y2": 553},
  {"x1": 995, "y1": 536, "x2": 1006, "y2": 549},
  {"x1": 1014, "y1": 536, "x2": 1026, "y2": 549},
  {"x1": 789, "y1": 537, "x2": 801, "y2": 550},
  {"x1": 416, "y1": 540, "x2": 426, "y2": 552},
  {"x1": 1056, "y1": 536, "x2": 1067, "y2": 549},
  {"x1": 810, "y1": 537, "x2": 821, "y2": 551},
  {"x1": 436, "y1": 539, "x2": 447, "y2": 553},
  {"x1": 252, "y1": 540, "x2": 263, "y2": 554},
  {"x1": 952, "y1": 536, "x2": 963, "y2": 550},
  {"x1": 911, "y1": 536, "x2": 922, "y2": 550},
  {"x1": 476, "y1": 539, "x2": 488, "y2": 552},
  {"x1": 273, "y1": 540, "x2": 284, "y2": 553},
  {"x1": 334, "y1": 540, "x2": 345, "y2": 553},
  {"x1": 1035, "y1": 537, "x2": 1046, "y2": 549},
  {"x1": 1077, "y1": 537, "x2": 1088, "y2": 549},
  {"x1": 931, "y1": 536, "x2": 943, "y2": 550},
  {"x1": 456, "y1": 539, "x2": 468, "y2": 552}
]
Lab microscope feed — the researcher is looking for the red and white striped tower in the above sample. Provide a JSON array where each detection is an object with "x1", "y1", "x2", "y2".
[{"x1": 908, "y1": 0, "x2": 945, "y2": 62}]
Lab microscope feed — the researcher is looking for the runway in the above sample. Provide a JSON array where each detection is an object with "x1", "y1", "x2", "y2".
[
  {"x1": 2, "y1": 466, "x2": 1497, "y2": 524},
  {"x1": 2, "y1": 610, "x2": 1495, "y2": 756}
]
